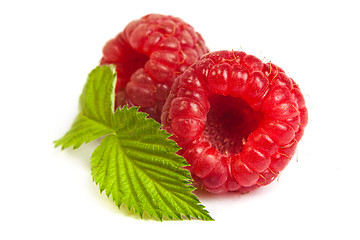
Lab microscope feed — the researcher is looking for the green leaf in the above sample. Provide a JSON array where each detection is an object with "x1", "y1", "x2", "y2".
[
  {"x1": 54, "y1": 65, "x2": 116, "y2": 149},
  {"x1": 91, "y1": 106, "x2": 213, "y2": 221},
  {"x1": 55, "y1": 65, "x2": 213, "y2": 220},
  {"x1": 54, "y1": 113, "x2": 114, "y2": 150},
  {"x1": 79, "y1": 65, "x2": 116, "y2": 127}
]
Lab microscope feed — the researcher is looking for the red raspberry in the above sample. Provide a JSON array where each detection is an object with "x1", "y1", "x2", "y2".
[
  {"x1": 100, "y1": 14, "x2": 208, "y2": 122},
  {"x1": 161, "y1": 50, "x2": 308, "y2": 193}
]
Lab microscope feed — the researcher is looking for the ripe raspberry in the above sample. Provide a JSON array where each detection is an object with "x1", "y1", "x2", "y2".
[
  {"x1": 100, "y1": 14, "x2": 208, "y2": 122},
  {"x1": 161, "y1": 50, "x2": 308, "y2": 193}
]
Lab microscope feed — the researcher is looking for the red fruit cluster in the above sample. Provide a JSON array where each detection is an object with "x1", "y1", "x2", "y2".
[
  {"x1": 101, "y1": 14, "x2": 208, "y2": 122},
  {"x1": 100, "y1": 14, "x2": 308, "y2": 194},
  {"x1": 161, "y1": 50, "x2": 308, "y2": 193}
]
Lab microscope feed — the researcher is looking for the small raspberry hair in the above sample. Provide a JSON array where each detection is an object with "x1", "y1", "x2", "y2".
[
  {"x1": 100, "y1": 14, "x2": 209, "y2": 122},
  {"x1": 161, "y1": 50, "x2": 308, "y2": 193}
]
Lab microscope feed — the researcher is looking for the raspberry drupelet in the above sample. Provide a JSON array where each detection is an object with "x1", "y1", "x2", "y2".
[
  {"x1": 161, "y1": 50, "x2": 308, "y2": 193},
  {"x1": 100, "y1": 14, "x2": 209, "y2": 122}
]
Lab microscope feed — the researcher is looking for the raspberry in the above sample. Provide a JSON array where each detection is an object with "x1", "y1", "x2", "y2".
[
  {"x1": 100, "y1": 14, "x2": 208, "y2": 122},
  {"x1": 161, "y1": 50, "x2": 308, "y2": 193}
]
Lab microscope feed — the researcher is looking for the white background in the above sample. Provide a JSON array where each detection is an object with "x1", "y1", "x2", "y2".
[{"x1": 1, "y1": 0, "x2": 359, "y2": 239}]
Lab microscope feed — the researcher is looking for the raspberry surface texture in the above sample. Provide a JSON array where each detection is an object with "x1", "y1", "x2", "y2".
[
  {"x1": 161, "y1": 50, "x2": 308, "y2": 193},
  {"x1": 100, "y1": 14, "x2": 208, "y2": 122}
]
